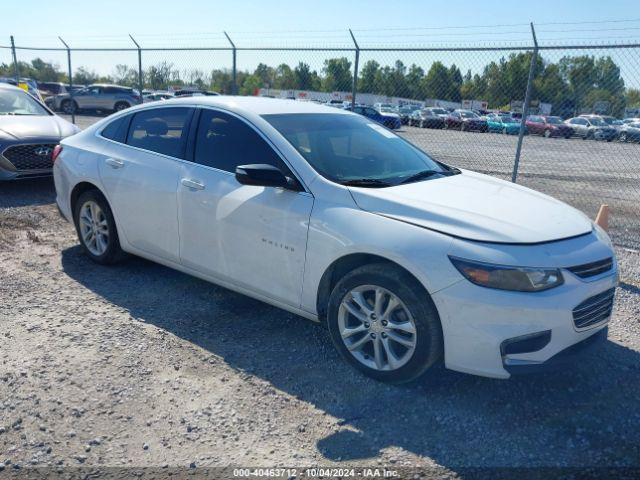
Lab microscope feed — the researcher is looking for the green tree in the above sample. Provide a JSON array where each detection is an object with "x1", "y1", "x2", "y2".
[
  {"x1": 421, "y1": 61, "x2": 450, "y2": 100},
  {"x1": 358, "y1": 60, "x2": 380, "y2": 94},
  {"x1": 322, "y1": 57, "x2": 352, "y2": 92}
]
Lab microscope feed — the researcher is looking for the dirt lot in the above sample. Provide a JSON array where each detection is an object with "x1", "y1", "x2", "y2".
[{"x1": 1, "y1": 177, "x2": 639, "y2": 477}]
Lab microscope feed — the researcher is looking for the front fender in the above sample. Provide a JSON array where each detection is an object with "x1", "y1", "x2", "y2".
[{"x1": 300, "y1": 199, "x2": 459, "y2": 315}]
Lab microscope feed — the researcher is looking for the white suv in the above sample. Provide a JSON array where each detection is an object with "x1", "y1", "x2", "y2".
[{"x1": 53, "y1": 97, "x2": 617, "y2": 383}]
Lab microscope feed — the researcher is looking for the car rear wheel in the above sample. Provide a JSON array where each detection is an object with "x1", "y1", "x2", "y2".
[
  {"x1": 544, "y1": 129, "x2": 552, "y2": 138},
  {"x1": 460, "y1": 122, "x2": 466, "y2": 132},
  {"x1": 327, "y1": 263, "x2": 443, "y2": 384},
  {"x1": 61, "y1": 99, "x2": 78, "y2": 114},
  {"x1": 619, "y1": 132, "x2": 628, "y2": 142},
  {"x1": 73, "y1": 190, "x2": 126, "y2": 265},
  {"x1": 114, "y1": 101, "x2": 130, "y2": 112}
]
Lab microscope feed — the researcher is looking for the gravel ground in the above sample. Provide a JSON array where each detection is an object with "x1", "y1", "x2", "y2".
[{"x1": 0, "y1": 177, "x2": 639, "y2": 477}]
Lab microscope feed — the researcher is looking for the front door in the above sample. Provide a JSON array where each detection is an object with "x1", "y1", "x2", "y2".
[{"x1": 177, "y1": 108, "x2": 313, "y2": 307}]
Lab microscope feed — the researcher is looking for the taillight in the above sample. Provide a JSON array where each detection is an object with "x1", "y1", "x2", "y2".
[{"x1": 52, "y1": 145, "x2": 63, "y2": 163}]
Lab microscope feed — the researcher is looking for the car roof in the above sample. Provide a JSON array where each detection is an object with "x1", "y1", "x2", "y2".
[{"x1": 143, "y1": 95, "x2": 354, "y2": 116}]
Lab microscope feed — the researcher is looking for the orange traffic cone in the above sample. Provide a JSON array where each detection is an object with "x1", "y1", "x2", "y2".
[{"x1": 595, "y1": 204, "x2": 610, "y2": 232}]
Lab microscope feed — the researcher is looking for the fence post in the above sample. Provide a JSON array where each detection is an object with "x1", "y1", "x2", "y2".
[
  {"x1": 58, "y1": 37, "x2": 75, "y2": 125},
  {"x1": 511, "y1": 23, "x2": 538, "y2": 183},
  {"x1": 224, "y1": 32, "x2": 237, "y2": 95},
  {"x1": 10, "y1": 36, "x2": 19, "y2": 82},
  {"x1": 349, "y1": 29, "x2": 360, "y2": 109},
  {"x1": 129, "y1": 35, "x2": 144, "y2": 100}
]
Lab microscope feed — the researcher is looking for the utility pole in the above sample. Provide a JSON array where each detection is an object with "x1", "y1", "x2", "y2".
[
  {"x1": 10, "y1": 36, "x2": 19, "y2": 82},
  {"x1": 349, "y1": 29, "x2": 360, "y2": 110},
  {"x1": 224, "y1": 32, "x2": 237, "y2": 95},
  {"x1": 58, "y1": 37, "x2": 75, "y2": 125},
  {"x1": 512, "y1": 23, "x2": 538, "y2": 184},
  {"x1": 129, "y1": 34, "x2": 144, "y2": 101}
]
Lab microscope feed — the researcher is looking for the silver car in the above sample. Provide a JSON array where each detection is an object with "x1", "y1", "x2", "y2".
[
  {"x1": 565, "y1": 116, "x2": 617, "y2": 141},
  {"x1": 0, "y1": 83, "x2": 79, "y2": 180},
  {"x1": 52, "y1": 84, "x2": 142, "y2": 114}
]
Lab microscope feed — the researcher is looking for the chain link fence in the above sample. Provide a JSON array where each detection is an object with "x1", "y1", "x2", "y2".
[{"x1": 1, "y1": 33, "x2": 639, "y2": 248}]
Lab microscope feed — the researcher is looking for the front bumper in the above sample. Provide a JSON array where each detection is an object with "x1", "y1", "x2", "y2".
[{"x1": 431, "y1": 235, "x2": 618, "y2": 379}]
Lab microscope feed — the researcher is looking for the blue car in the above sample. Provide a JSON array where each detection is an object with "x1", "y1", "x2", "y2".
[
  {"x1": 350, "y1": 105, "x2": 402, "y2": 130},
  {"x1": 486, "y1": 113, "x2": 526, "y2": 135}
]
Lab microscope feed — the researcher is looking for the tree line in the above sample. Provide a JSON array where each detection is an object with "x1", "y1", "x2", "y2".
[{"x1": 2, "y1": 52, "x2": 639, "y2": 117}]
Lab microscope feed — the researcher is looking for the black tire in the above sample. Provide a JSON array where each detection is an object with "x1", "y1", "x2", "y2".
[
  {"x1": 544, "y1": 129, "x2": 551, "y2": 138},
  {"x1": 326, "y1": 263, "x2": 443, "y2": 384},
  {"x1": 619, "y1": 132, "x2": 627, "y2": 143},
  {"x1": 114, "y1": 101, "x2": 130, "y2": 112},
  {"x1": 460, "y1": 122, "x2": 466, "y2": 132},
  {"x1": 73, "y1": 190, "x2": 126, "y2": 265},
  {"x1": 419, "y1": 120, "x2": 425, "y2": 128},
  {"x1": 61, "y1": 99, "x2": 78, "y2": 114}
]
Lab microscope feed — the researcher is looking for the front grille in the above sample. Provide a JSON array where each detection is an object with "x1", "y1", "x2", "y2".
[
  {"x1": 572, "y1": 288, "x2": 615, "y2": 329},
  {"x1": 567, "y1": 258, "x2": 613, "y2": 278},
  {"x1": 2, "y1": 144, "x2": 57, "y2": 171}
]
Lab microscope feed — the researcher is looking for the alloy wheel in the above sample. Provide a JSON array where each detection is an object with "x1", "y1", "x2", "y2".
[
  {"x1": 338, "y1": 285, "x2": 417, "y2": 371},
  {"x1": 79, "y1": 200, "x2": 109, "y2": 256}
]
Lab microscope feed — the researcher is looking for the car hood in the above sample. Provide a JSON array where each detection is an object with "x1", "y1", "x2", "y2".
[
  {"x1": 0, "y1": 115, "x2": 79, "y2": 141},
  {"x1": 348, "y1": 170, "x2": 593, "y2": 244}
]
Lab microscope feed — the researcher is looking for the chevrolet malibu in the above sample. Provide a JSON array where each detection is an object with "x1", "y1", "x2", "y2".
[{"x1": 53, "y1": 97, "x2": 618, "y2": 383}]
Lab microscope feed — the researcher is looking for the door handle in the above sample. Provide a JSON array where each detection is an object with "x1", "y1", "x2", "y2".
[
  {"x1": 105, "y1": 158, "x2": 124, "y2": 169},
  {"x1": 181, "y1": 178, "x2": 205, "y2": 190}
]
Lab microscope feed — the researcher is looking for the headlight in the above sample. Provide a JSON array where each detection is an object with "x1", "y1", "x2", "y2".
[{"x1": 449, "y1": 256, "x2": 564, "y2": 292}]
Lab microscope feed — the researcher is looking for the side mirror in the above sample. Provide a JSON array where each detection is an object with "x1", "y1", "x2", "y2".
[{"x1": 235, "y1": 164, "x2": 303, "y2": 191}]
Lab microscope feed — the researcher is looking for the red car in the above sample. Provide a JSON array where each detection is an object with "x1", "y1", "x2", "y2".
[{"x1": 525, "y1": 115, "x2": 573, "y2": 139}]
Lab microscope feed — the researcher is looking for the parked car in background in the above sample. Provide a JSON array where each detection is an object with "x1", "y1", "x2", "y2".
[
  {"x1": 173, "y1": 89, "x2": 219, "y2": 97},
  {"x1": 398, "y1": 105, "x2": 419, "y2": 125},
  {"x1": 427, "y1": 107, "x2": 450, "y2": 119},
  {"x1": 566, "y1": 116, "x2": 617, "y2": 141},
  {"x1": 409, "y1": 109, "x2": 445, "y2": 129},
  {"x1": 0, "y1": 83, "x2": 79, "y2": 180},
  {"x1": 597, "y1": 115, "x2": 625, "y2": 131},
  {"x1": 622, "y1": 117, "x2": 640, "y2": 124},
  {"x1": 526, "y1": 115, "x2": 573, "y2": 139},
  {"x1": 53, "y1": 96, "x2": 617, "y2": 383},
  {"x1": 486, "y1": 113, "x2": 524, "y2": 135},
  {"x1": 143, "y1": 92, "x2": 175, "y2": 103},
  {"x1": 52, "y1": 84, "x2": 142, "y2": 114},
  {"x1": 618, "y1": 122, "x2": 640, "y2": 143},
  {"x1": 350, "y1": 105, "x2": 402, "y2": 130},
  {"x1": 39, "y1": 82, "x2": 85, "y2": 109},
  {"x1": 445, "y1": 109, "x2": 488, "y2": 132},
  {"x1": 0, "y1": 77, "x2": 45, "y2": 102}
]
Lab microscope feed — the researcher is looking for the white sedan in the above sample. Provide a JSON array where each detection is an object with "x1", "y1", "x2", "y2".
[{"x1": 53, "y1": 97, "x2": 617, "y2": 383}]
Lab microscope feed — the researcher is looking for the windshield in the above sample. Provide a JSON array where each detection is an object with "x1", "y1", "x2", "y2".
[
  {"x1": 263, "y1": 113, "x2": 449, "y2": 186},
  {"x1": 546, "y1": 116, "x2": 563, "y2": 124},
  {"x1": 459, "y1": 111, "x2": 479, "y2": 119},
  {"x1": 379, "y1": 107, "x2": 395, "y2": 113},
  {"x1": 0, "y1": 88, "x2": 49, "y2": 115},
  {"x1": 499, "y1": 114, "x2": 515, "y2": 122},
  {"x1": 431, "y1": 108, "x2": 447, "y2": 115},
  {"x1": 589, "y1": 118, "x2": 607, "y2": 126}
]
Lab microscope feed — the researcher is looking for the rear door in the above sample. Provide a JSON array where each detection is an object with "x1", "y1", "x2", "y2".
[
  {"x1": 76, "y1": 86, "x2": 102, "y2": 109},
  {"x1": 177, "y1": 108, "x2": 313, "y2": 307},
  {"x1": 98, "y1": 106, "x2": 194, "y2": 262}
]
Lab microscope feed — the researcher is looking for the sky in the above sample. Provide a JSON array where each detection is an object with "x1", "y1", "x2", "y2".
[{"x1": 3, "y1": 0, "x2": 640, "y2": 85}]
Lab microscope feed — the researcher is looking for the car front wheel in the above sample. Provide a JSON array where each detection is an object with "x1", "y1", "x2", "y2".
[{"x1": 327, "y1": 263, "x2": 443, "y2": 383}]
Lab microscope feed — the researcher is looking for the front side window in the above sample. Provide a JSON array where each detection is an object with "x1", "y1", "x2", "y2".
[
  {"x1": 126, "y1": 107, "x2": 191, "y2": 158},
  {"x1": 264, "y1": 113, "x2": 449, "y2": 186},
  {"x1": 193, "y1": 109, "x2": 286, "y2": 173},
  {"x1": 0, "y1": 88, "x2": 50, "y2": 116},
  {"x1": 546, "y1": 116, "x2": 563, "y2": 124}
]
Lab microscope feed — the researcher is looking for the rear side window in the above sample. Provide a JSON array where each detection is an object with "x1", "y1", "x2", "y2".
[
  {"x1": 193, "y1": 109, "x2": 285, "y2": 173},
  {"x1": 100, "y1": 115, "x2": 130, "y2": 143},
  {"x1": 126, "y1": 107, "x2": 192, "y2": 158}
]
